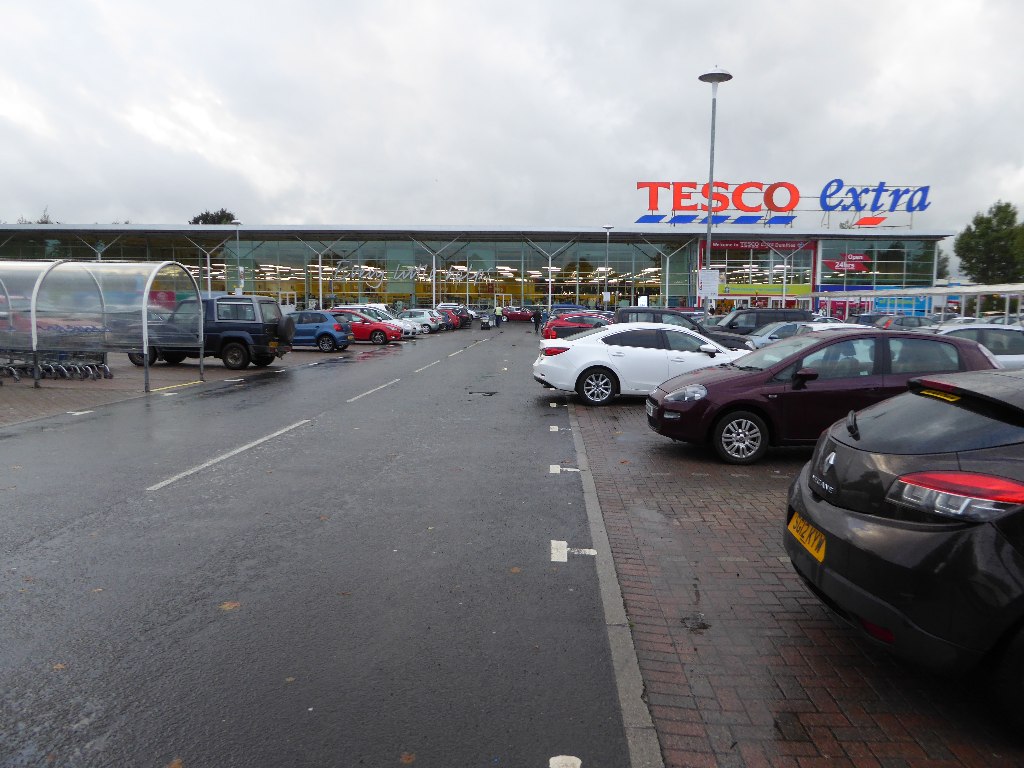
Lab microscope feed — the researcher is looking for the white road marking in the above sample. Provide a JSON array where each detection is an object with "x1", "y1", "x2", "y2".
[
  {"x1": 550, "y1": 541, "x2": 597, "y2": 563},
  {"x1": 346, "y1": 378, "x2": 400, "y2": 402},
  {"x1": 67, "y1": 410, "x2": 94, "y2": 416},
  {"x1": 146, "y1": 420, "x2": 311, "y2": 491},
  {"x1": 448, "y1": 349, "x2": 463, "y2": 357},
  {"x1": 415, "y1": 360, "x2": 440, "y2": 373},
  {"x1": 224, "y1": 378, "x2": 244, "y2": 382},
  {"x1": 550, "y1": 464, "x2": 561, "y2": 474},
  {"x1": 549, "y1": 425, "x2": 559, "y2": 432},
  {"x1": 550, "y1": 756, "x2": 582, "y2": 768},
  {"x1": 551, "y1": 540, "x2": 567, "y2": 561},
  {"x1": 549, "y1": 403, "x2": 558, "y2": 408},
  {"x1": 161, "y1": 392, "x2": 178, "y2": 397}
]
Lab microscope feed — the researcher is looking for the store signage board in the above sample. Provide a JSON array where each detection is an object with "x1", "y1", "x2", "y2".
[
  {"x1": 635, "y1": 179, "x2": 931, "y2": 227},
  {"x1": 697, "y1": 269, "x2": 720, "y2": 299},
  {"x1": 824, "y1": 253, "x2": 871, "y2": 272}
]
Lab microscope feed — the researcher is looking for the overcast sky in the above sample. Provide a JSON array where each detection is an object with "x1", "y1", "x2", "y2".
[{"x1": 1, "y1": 0, "x2": 1021, "y2": 248}]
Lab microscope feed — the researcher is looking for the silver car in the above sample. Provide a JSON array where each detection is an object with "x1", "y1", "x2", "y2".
[{"x1": 400, "y1": 309, "x2": 441, "y2": 334}]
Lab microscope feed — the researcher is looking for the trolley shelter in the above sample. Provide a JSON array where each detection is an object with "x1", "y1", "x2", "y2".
[{"x1": 0, "y1": 260, "x2": 201, "y2": 391}]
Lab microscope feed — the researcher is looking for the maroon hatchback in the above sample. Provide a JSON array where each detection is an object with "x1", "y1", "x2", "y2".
[{"x1": 646, "y1": 328, "x2": 1000, "y2": 464}]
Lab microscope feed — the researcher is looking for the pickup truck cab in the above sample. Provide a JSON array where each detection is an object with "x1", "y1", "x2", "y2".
[{"x1": 128, "y1": 294, "x2": 295, "y2": 370}]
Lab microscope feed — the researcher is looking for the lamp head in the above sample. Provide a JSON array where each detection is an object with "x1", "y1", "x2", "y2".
[
  {"x1": 698, "y1": 67, "x2": 733, "y2": 84},
  {"x1": 231, "y1": 219, "x2": 242, "y2": 226}
]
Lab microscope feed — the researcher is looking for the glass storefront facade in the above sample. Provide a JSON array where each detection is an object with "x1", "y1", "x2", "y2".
[{"x1": 0, "y1": 226, "x2": 944, "y2": 312}]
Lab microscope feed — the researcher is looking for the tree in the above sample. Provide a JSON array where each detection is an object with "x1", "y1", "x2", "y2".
[
  {"x1": 936, "y1": 247, "x2": 950, "y2": 280},
  {"x1": 189, "y1": 208, "x2": 237, "y2": 225},
  {"x1": 954, "y1": 201, "x2": 1024, "y2": 284},
  {"x1": 17, "y1": 207, "x2": 57, "y2": 224}
]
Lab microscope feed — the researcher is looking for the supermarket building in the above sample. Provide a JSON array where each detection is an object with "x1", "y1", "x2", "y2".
[{"x1": 0, "y1": 180, "x2": 947, "y2": 315}]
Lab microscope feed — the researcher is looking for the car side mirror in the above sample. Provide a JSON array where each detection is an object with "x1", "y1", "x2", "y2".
[
  {"x1": 699, "y1": 344, "x2": 718, "y2": 357},
  {"x1": 793, "y1": 367, "x2": 819, "y2": 388}
]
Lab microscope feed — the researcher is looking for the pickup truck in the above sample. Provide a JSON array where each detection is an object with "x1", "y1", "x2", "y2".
[{"x1": 128, "y1": 294, "x2": 295, "y2": 370}]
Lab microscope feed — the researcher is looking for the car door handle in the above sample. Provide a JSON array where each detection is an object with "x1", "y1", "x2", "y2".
[{"x1": 610, "y1": 351, "x2": 625, "y2": 357}]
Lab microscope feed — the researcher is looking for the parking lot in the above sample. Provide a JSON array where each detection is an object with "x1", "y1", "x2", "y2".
[
  {"x1": 573, "y1": 400, "x2": 1024, "y2": 767},
  {"x1": 3, "y1": 330, "x2": 1024, "y2": 766}
]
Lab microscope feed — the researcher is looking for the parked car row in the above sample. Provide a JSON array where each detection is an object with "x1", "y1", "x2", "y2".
[
  {"x1": 288, "y1": 303, "x2": 479, "y2": 352},
  {"x1": 531, "y1": 311, "x2": 1024, "y2": 725}
]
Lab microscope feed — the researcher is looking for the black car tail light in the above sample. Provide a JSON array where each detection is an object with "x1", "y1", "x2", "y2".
[
  {"x1": 542, "y1": 347, "x2": 570, "y2": 356},
  {"x1": 886, "y1": 471, "x2": 1024, "y2": 523},
  {"x1": 859, "y1": 618, "x2": 895, "y2": 644}
]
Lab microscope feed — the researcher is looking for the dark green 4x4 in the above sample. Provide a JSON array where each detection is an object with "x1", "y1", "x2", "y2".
[{"x1": 128, "y1": 294, "x2": 296, "y2": 370}]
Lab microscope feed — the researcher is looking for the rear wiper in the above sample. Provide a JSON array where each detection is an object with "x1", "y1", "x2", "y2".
[{"x1": 846, "y1": 409, "x2": 860, "y2": 440}]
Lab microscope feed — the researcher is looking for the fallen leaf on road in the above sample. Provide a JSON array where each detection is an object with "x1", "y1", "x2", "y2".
[
  {"x1": 510, "y1": 567, "x2": 521, "y2": 574},
  {"x1": 52, "y1": 663, "x2": 66, "y2": 671},
  {"x1": 219, "y1": 601, "x2": 241, "y2": 611},
  {"x1": 400, "y1": 753, "x2": 416, "y2": 764},
  {"x1": 167, "y1": 759, "x2": 184, "y2": 768}
]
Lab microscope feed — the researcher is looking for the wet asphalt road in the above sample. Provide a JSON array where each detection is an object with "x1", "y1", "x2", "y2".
[{"x1": 0, "y1": 326, "x2": 631, "y2": 767}]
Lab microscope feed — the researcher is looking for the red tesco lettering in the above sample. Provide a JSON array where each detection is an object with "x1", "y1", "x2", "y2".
[{"x1": 637, "y1": 181, "x2": 801, "y2": 213}]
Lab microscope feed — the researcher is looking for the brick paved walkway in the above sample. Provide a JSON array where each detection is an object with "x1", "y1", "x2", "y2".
[{"x1": 574, "y1": 400, "x2": 1024, "y2": 768}]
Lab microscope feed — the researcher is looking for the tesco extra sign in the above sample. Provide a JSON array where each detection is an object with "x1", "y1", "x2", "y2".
[{"x1": 635, "y1": 178, "x2": 931, "y2": 226}]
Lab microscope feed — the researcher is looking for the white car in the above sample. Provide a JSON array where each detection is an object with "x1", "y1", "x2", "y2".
[
  {"x1": 532, "y1": 322, "x2": 747, "y2": 405},
  {"x1": 934, "y1": 323, "x2": 1024, "y2": 370}
]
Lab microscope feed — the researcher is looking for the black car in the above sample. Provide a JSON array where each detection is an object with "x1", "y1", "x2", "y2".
[
  {"x1": 785, "y1": 369, "x2": 1024, "y2": 726},
  {"x1": 715, "y1": 307, "x2": 814, "y2": 335},
  {"x1": 613, "y1": 306, "x2": 753, "y2": 351}
]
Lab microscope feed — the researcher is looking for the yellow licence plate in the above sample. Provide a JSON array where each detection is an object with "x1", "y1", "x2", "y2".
[
  {"x1": 788, "y1": 511, "x2": 826, "y2": 563},
  {"x1": 269, "y1": 341, "x2": 278, "y2": 348}
]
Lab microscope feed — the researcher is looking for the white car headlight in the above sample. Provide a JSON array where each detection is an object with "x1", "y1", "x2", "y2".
[{"x1": 665, "y1": 384, "x2": 707, "y2": 402}]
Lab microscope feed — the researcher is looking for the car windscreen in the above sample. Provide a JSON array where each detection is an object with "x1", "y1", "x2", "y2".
[
  {"x1": 842, "y1": 388, "x2": 1024, "y2": 454},
  {"x1": 729, "y1": 334, "x2": 825, "y2": 370},
  {"x1": 258, "y1": 301, "x2": 282, "y2": 322}
]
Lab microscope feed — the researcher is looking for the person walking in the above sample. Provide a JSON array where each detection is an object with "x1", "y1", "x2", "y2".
[
  {"x1": 532, "y1": 308, "x2": 542, "y2": 333},
  {"x1": 495, "y1": 304, "x2": 503, "y2": 332}
]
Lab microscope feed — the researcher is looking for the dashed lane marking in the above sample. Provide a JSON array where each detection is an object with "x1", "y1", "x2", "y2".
[
  {"x1": 146, "y1": 420, "x2": 311, "y2": 491},
  {"x1": 415, "y1": 360, "x2": 441, "y2": 373},
  {"x1": 346, "y1": 378, "x2": 400, "y2": 403}
]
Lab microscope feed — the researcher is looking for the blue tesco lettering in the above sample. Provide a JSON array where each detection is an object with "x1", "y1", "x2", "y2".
[{"x1": 819, "y1": 179, "x2": 931, "y2": 213}]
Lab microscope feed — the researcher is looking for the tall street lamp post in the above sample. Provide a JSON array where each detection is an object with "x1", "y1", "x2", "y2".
[
  {"x1": 698, "y1": 67, "x2": 732, "y2": 308},
  {"x1": 602, "y1": 225, "x2": 613, "y2": 307},
  {"x1": 231, "y1": 219, "x2": 243, "y2": 295}
]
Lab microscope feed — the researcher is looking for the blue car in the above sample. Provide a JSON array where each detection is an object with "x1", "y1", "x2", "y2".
[{"x1": 288, "y1": 310, "x2": 354, "y2": 352}]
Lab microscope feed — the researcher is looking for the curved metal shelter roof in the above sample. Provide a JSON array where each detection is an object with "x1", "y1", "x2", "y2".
[{"x1": 0, "y1": 261, "x2": 201, "y2": 389}]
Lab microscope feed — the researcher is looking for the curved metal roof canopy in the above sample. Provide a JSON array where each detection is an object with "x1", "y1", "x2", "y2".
[{"x1": 0, "y1": 260, "x2": 201, "y2": 388}]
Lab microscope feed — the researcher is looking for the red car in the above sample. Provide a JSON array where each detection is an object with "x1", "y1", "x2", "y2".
[
  {"x1": 541, "y1": 312, "x2": 613, "y2": 339},
  {"x1": 329, "y1": 309, "x2": 402, "y2": 345},
  {"x1": 646, "y1": 328, "x2": 1000, "y2": 464},
  {"x1": 438, "y1": 309, "x2": 461, "y2": 330},
  {"x1": 502, "y1": 306, "x2": 535, "y2": 322}
]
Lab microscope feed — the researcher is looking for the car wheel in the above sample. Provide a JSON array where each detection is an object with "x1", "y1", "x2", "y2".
[
  {"x1": 221, "y1": 342, "x2": 251, "y2": 370},
  {"x1": 576, "y1": 367, "x2": 618, "y2": 406},
  {"x1": 127, "y1": 349, "x2": 158, "y2": 366},
  {"x1": 162, "y1": 352, "x2": 187, "y2": 365},
  {"x1": 712, "y1": 410, "x2": 768, "y2": 464},
  {"x1": 253, "y1": 355, "x2": 275, "y2": 367},
  {"x1": 370, "y1": 330, "x2": 387, "y2": 345},
  {"x1": 421, "y1": 324, "x2": 431, "y2": 334},
  {"x1": 317, "y1": 334, "x2": 337, "y2": 352}
]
